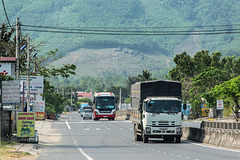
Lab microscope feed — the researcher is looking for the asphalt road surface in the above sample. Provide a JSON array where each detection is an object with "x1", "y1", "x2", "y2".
[{"x1": 38, "y1": 112, "x2": 240, "y2": 160}]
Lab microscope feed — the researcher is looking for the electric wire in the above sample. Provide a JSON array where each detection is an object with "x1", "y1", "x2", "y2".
[
  {"x1": 20, "y1": 24, "x2": 240, "y2": 33},
  {"x1": 20, "y1": 24, "x2": 240, "y2": 35},
  {"x1": 1, "y1": 0, "x2": 12, "y2": 28}
]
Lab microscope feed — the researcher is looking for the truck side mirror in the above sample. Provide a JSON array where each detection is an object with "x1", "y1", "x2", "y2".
[
  {"x1": 183, "y1": 104, "x2": 187, "y2": 110},
  {"x1": 138, "y1": 102, "x2": 142, "y2": 112}
]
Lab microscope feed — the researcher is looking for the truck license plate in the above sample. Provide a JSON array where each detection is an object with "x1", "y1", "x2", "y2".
[{"x1": 159, "y1": 127, "x2": 167, "y2": 130}]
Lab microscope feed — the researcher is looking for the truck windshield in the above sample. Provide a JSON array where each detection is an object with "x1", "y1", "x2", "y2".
[
  {"x1": 146, "y1": 100, "x2": 181, "y2": 113},
  {"x1": 84, "y1": 110, "x2": 92, "y2": 113},
  {"x1": 96, "y1": 97, "x2": 115, "y2": 109}
]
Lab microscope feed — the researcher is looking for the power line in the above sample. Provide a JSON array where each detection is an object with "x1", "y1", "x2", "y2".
[
  {"x1": 1, "y1": 0, "x2": 12, "y2": 28},
  {"x1": 21, "y1": 23, "x2": 240, "y2": 30},
  {"x1": 20, "y1": 24, "x2": 240, "y2": 35},
  {"x1": 20, "y1": 24, "x2": 240, "y2": 33},
  {"x1": 20, "y1": 28, "x2": 240, "y2": 36}
]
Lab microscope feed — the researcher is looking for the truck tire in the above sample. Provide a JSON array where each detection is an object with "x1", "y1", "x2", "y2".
[
  {"x1": 134, "y1": 125, "x2": 142, "y2": 141},
  {"x1": 176, "y1": 137, "x2": 181, "y2": 143},
  {"x1": 143, "y1": 134, "x2": 149, "y2": 143}
]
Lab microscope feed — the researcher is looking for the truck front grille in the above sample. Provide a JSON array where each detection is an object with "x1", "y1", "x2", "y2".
[{"x1": 152, "y1": 121, "x2": 175, "y2": 127}]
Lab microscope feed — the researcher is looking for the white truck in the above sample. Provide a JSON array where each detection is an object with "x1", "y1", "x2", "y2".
[{"x1": 132, "y1": 80, "x2": 183, "y2": 143}]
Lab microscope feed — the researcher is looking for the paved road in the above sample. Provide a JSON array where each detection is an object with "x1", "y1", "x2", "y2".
[{"x1": 37, "y1": 112, "x2": 240, "y2": 160}]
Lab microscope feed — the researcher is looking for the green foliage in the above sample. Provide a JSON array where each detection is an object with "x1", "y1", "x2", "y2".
[
  {"x1": 203, "y1": 76, "x2": 240, "y2": 118},
  {"x1": 169, "y1": 49, "x2": 240, "y2": 118},
  {"x1": 2, "y1": 0, "x2": 240, "y2": 57}
]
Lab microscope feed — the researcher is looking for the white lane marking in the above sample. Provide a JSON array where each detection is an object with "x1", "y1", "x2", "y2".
[
  {"x1": 96, "y1": 128, "x2": 101, "y2": 130},
  {"x1": 84, "y1": 128, "x2": 90, "y2": 130},
  {"x1": 189, "y1": 140, "x2": 240, "y2": 153},
  {"x1": 73, "y1": 140, "x2": 94, "y2": 160},
  {"x1": 65, "y1": 120, "x2": 71, "y2": 130},
  {"x1": 70, "y1": 117, "x2": 72, "y2": 121},
  {"x1": 107, "y1": 128, "x2": 111, "y2": 130}
]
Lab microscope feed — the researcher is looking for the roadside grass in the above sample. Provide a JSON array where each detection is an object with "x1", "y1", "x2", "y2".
[{"x1": 0, "y1": 141, "x2": 32, "y2": 160}]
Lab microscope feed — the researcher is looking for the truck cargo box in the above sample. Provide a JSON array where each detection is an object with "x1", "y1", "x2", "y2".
[
  {"x1": 131, "y1": 80, "x2": 181, "y2": 99},
  {"x1": 131, "y1": 80, "x2": 181, "y2": 110}
]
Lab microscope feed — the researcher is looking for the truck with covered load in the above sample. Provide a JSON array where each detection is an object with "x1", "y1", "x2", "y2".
[{"x1": 132, "y1": 80, "x2": 183, "y2": 143}]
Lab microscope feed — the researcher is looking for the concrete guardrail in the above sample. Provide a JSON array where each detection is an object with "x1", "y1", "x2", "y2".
[{"x1": 116, "y1": 110, "x2": 240, "y2": 149}]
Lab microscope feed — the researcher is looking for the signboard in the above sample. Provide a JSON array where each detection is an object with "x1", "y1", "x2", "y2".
[
  {"x1": 2, "y1": 80, "x2": 20, "y2": 105},
  {"x1": 201, "y1": 103, "x2": 209, "y2": 117},
  {"x1": 17, "y1": 112, "x2": 35, "y2": 137},
  {"x1": 20, "y1": 94, "x2": 34, "y2": 103},
  {"x1": 35, "y1": 112, "x2": 45, "y2": 119},
  {"x1": 32, "y1": 100, "x2": 45, "y2": 112},
  {"x1": 0, "y1": 63, "x2": 12, "y2": 76},
  {"x1": 32, "y1": 100, "x2": 45, "y2": 119},
  {"x1": 182, "y1": 104, "x2": 191, "y2": 115},
  {"x1": 19, "y1": 76, "x2": 44, "y2": 94},
  {"x1": 217, "y1": 100, "x2": 224, "y2": 110}
]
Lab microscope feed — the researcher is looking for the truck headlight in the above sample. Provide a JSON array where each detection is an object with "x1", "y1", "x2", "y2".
[
  {"x1": 146, "y1": 127, "x2": 151, "y2": 134},
  {"x1": 176, "y1": 127, "x2": 182, "y2": 135}
]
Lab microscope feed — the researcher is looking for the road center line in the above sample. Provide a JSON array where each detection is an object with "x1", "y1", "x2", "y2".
[
  {"x1": 73, "y1": 140, "x2": 94, "y2": 160},
  {"x1": 65, "y1": 120, "x2": 71, "y2": 130}
]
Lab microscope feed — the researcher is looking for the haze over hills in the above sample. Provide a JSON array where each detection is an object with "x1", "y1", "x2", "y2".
[{"x1": 1, "y1": 0, "x2": 240, "y2": 77}]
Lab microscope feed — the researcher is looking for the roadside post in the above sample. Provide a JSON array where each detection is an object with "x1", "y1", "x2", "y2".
[{"x1": 217, "y1": 100, "x2": 224, "y2": 118}]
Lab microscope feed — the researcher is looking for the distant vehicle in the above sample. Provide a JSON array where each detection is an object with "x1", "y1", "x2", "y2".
[
  {"x1": 93, "y1": 92, "x2": 117, "y2": 121},
  {"x1": 83, "y1": 109, "x2": 92, "y2": 120},
  {"x1": 78, "y1": 109, "x2": 81, "y2": 113},
  {"x1": 80, "y1": 103, "x2": 88, "y2": 117}
]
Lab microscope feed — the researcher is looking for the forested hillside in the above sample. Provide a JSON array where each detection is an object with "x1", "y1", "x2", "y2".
[
  {"x1": 1, "y1": 0, "x2": 240, "y2": 56},
  {"x1": 1, "y1": 0, "x2": 240, "y2": 77}
]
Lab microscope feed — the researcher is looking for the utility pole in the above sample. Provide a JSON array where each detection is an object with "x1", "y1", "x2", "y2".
[
  {"x1": 27, "y1": 37, "x2": 30, "y2": 112},
  {"x1": 16, "y1": 17, "x2": 19, "y2": 80},
  {"x1": 0, "y1": 75, "x2": 2, "y2": 145},
  {"x1": 119, "y1": 88, "x2": 122, "y2": 111},
  {"x1": 14, "y1": 17, "x2": 20, "y2": 131},
  {"x1": 71, "y1": 88, "x2": 73, "y2": 112}
]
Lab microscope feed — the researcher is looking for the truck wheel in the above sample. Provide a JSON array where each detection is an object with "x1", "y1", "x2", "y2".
[
  {"x1": 143, "y1": 134, "x2": 148, "y2": 143},
  {"x1": 134, "y1": 125, "x2": 141, "y2": 141},
  {"x1": 176, "y1": 137, "x2": 181, "y2": 143}
]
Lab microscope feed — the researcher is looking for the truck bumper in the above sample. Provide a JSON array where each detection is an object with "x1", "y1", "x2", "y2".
[{"x1": 144, "y1": 126, "x2": 182, "y2": 138}]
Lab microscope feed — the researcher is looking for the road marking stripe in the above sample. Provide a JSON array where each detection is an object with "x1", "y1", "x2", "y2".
[
  {"x1": 65, "y1": 120, "x2": 71, "y2": 130},
  {"x1": 73, "y1": 140, "x2": 94, "y2": 160},
  {"x1": 187, "y1": 140, "x2": 240, "y2": 153}
]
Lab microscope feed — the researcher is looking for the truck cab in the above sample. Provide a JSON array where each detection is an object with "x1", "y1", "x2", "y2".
[
  {"x1": 140, "y1": 97, "x2": 182, "y2": 143},
  {"x1": 83, "y1": 109, "x2": 92, "y2": 120}
]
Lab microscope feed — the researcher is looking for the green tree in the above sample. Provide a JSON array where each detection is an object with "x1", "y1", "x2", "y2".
[{"x1": 203, "y1": 76, "x2": 240, "y2": 119}]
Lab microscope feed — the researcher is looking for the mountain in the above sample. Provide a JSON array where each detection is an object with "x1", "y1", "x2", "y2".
[{"x1": 1, "y1": 0, "x2": 240, "y2": 77}]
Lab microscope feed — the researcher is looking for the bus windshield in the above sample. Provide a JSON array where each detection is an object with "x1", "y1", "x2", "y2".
[
  {"x1": 96, "y1": 97, "x2": 115, "y2": 109},
  {"x1": 146, "y1": 100, "x2": 181, "y2": 113}
]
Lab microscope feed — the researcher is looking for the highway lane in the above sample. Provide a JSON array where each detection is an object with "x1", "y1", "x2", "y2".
[{"x1": 38, "y1": 112, "x2": 240, "y2": 160}]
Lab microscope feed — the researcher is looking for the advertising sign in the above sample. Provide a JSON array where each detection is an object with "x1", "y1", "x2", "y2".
[
  {"x1": 217, "y1": 100, "x2": 224, "y2": 110},
  {"x1": 32, "y1": 100, "x2": 45, "y2": 119},
  {"x1": 0, "y1": 63, "x2": 12, "y2": 76},
  {"x1": 19, "y1": 76, "x2": 44, "y2": 94},
  {"x1": 32, "y1": 100, "x2": 45, "y2": 112},
  {"x1": 2, "y1": 80, "x2": 20, "y2": 105},
  {"x1": 182, "y1": 104, "x2": 191, "y2": 115},
  {"x1": 35, "y1": 112, "x2": 45, "y2": 119},
  {"x1": 201, "y1": 103, "x2": 209, "y2": 117},
  {"x1": 17, "y1": 112, "x2": 35, "y2": 137},
  {"x1": 20, "y1": 94, "x2": 34, "y2": 103}
]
